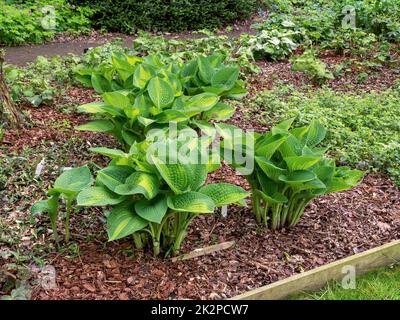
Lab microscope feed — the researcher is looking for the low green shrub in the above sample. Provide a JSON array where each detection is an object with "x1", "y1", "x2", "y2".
[
  {"x1": 245, "y1": 84, "x2": 400, "y2": 185},
  {"x1": 69, "y1": 0, "x2": 258, "y2": 33}
]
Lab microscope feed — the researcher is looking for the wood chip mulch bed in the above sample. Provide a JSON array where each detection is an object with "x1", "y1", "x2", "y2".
[{"x1": 32, "y1": 174, "x2": 400, "y2": 300}]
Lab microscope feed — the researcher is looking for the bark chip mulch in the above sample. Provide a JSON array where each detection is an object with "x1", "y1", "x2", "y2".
[{"x1": 33, "y1": 174, "x2": 400, "y2": 300}]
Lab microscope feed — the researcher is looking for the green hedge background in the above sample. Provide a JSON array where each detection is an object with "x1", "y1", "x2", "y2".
[{"x1": 69, "y1": 0, "x2": 258, "y2": 33}]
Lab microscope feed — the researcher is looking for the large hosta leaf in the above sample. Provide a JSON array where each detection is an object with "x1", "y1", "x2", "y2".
[
  {"x1": 76, "y1": 120, "x2": 114, "y2": 133},
  {"x1": 147, "y1": 77, "x2": 175, "y2": 108},
  {"x1": 102, "y1": 92, "x2": 131, "y2": 110},
  {"x1": 199, "y1": 183, "x2": 249, "y2": 207},
  {"x1": 254, "y1": 189, "x2": 288, "y2": 205},
  {"x1": 135, "y1": 194, "x2": 168, "y2": 224},
  {"x1": 153, "y1": 110, "x2": 189, "y2": 123},
  {"x1": 77, "y1": 187, "x2": 126, "y2": 206},
  {"x1": 132, "y1": 64, "x2": 156, "y2": 89},
  {"x1": 167, "y1": 192, "x2": 215, "y2": 213},
  {"x1": 278, "y1": 170, "x2": 317, "y2": 184},
  {"x1": 255, "y1": 134, "x2": 288, "y2": 159},
  {"x1": 188, "y1": 164, "x2": 208, "y2": 191},
  {"x1": 152, "y1": 157, "x2": 190, "y2": 194},
  {"x1": 77, "y1": 101, "x2": 108, "y2": 114},
  {"x1": 202, "y1": 102, "x2": 235, "y2": 121},
  {"x1": 53, "y1": 166, "x2": 93, "y2": 196},
  {"x1": 327, "y1": 168, "x2": 364, "y2": 193},
  {"x1": 107, "y1": 205, "x2": 148, "y2": 241},
  {"x1": 198, "y1": 56, "x2": 215, "y2": 84},
  {"x1": 255, "y1": 156, "x2": 287, "y2": 182},
  {"x1": 211, "y1": 66, "x2": 239, "y2": 90},
  {"x1": 89, "y1": 147, "x2": 128, "y2": 159},
  {"x1": 304, "y1": 120, "x2": 327, "y2": 147},
  {"x1": 91, "y1": 73, "x2": 111, "y2": 93},
  {"x1": 278, "y1": 134, "x2": 303, "y2": 158},
  {"x1": 182, "y1": 93, "x2": 219, "y2": 117},
  {"x1": 284, "y1": 156, "x2": 321, "y2": 171},
  {"x1": 114, "y1": 172, "x2": 159, "y2": 199},
  {"x1": 97, "y1": 166, "x2": 134, "y2": 192}
]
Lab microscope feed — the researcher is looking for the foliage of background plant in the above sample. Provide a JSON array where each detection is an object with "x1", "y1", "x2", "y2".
[
  {"x1": 290, "y1": 50, "x2": 334, "y2": 84},
  {"x1": 245, "y1": 83, "x2": 400, "y2": 185},
  {"x1": 0, "y1": 0, "x2": 92, "y2": 45},
  {"x1": 69, "y1": 0, "x2": 258, "y2": 33},
  {"x1": 132, "y1": 31, "x2": 259, "y2": 74},
  {"x1": 254, "y1": 0, "x2": 400, "y2": 54},
  {"x1": 4, "y1": 55, "x2": 81, "y2": 107}
]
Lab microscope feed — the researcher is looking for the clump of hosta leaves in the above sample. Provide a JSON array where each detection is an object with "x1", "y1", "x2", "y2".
[
  {"x1": 222, "y1": 118, "x2": 364, "y2": 229},
  {"x1": 241, "y1": 29, "x2": 300, "y2": 61},
  {"x1": 290, "y1": 50, "x2": 334, "y2": 85},
  {"x1": 31, "y1": 166, "x2": 94, "y2": 243},
  {"x1": 75, "y1": 138, "x2": 249, "y2": 256},
  {"x1": 75, "y1": 53, "x2": 247, "y2": 149}
]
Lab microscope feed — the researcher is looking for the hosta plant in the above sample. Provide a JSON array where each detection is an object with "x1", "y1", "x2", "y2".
[
  {"x1": 74, "y1": 139, "x2": 249, "y2": 256},
  {"x1": 76, "y1": 53, "x2": 247, "y2": 149},
  {"x1": 220, "y1": 119, "x2": 364, "y2": 229},
  {"x1": 290, "y1": 50, "x2": 334, "y2": 85},
  {"x1": 31, "y1": 166, "x2": 93, "y2": 243},
  {"x1": 242, "y1": 29, "x2": 300, "y2": 61}
]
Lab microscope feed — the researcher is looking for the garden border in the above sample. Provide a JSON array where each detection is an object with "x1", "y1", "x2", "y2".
[{"x1": 230, "y1": 240, "x2": 400, "y2": 300}]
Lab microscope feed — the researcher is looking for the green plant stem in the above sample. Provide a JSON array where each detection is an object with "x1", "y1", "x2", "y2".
[
  {"x1": 172, "y1": 213, "x2": 196, "y2": 255},
  {"x1": 132, "y1": 233, "x2": 144, "y2": 249},
  {"x1": 252, "y1": 193, "x2": 261, "y2": 224},
  {"x1": 64, "y1": 198, "x2": 72, "y2": 243}
]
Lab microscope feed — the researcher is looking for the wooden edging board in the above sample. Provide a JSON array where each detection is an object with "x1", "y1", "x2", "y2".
[{"x1": 230, "y1": 240, "x2": 400, "y2": 300}]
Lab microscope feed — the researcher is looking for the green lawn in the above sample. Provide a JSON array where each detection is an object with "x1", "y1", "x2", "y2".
[{"x1": 293, "y1": 265, "x2": 400, "y2": 300}]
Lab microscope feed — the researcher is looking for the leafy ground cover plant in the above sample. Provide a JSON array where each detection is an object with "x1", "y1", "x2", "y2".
[
  {"x1": 0, "y1": 0, "x2": 93, "y2": 45},
  {"x1": 245, "y1": 83, "x2": 400, "y2": 185},
  {"x1": 76, "y1": 54, "x2": 247, "y2": 149},
  {"x1": 290, "y1": 50, "x2": 334, "y2": 85},
  {"x1": 4, "y1": 55, "x2": 81, "y2": 107},
  {"x1": 253, "y1": 0, "x2": 400, "y2": 58},
  {"x1": 220, "y1": 118, "x2": 363, "y2": 229}
]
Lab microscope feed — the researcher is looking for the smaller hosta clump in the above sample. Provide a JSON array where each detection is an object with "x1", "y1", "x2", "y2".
[
  {"x1": 32, "y1": 166, "x2": 93, "y2": 243},
  {"x1": 223, "y1": 119, "x2": 364, "y2": 229},
  {"x1": 242, "y1": 29, "x2": 300, "y2": 61},
  {"x1": 74, "y1": 139, "x2": 249, "y2": 257},
  {"x1": 291, "y1": 50, "x2": 334, "y2": 85}
]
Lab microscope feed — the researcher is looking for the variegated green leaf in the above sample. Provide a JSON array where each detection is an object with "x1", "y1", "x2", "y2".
[
  {"x1": 77, "y1": 187, "x2": 126, "y2": 206},
  {"x1": 199, "y1": 183, "x2": 249, "y2": 207},
  {"x1": 167, "y1": 192, "x2": 215, "y2": 213},
  {"x1": 107, "y1": 205, "x2": 148, "y2": 241}
]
